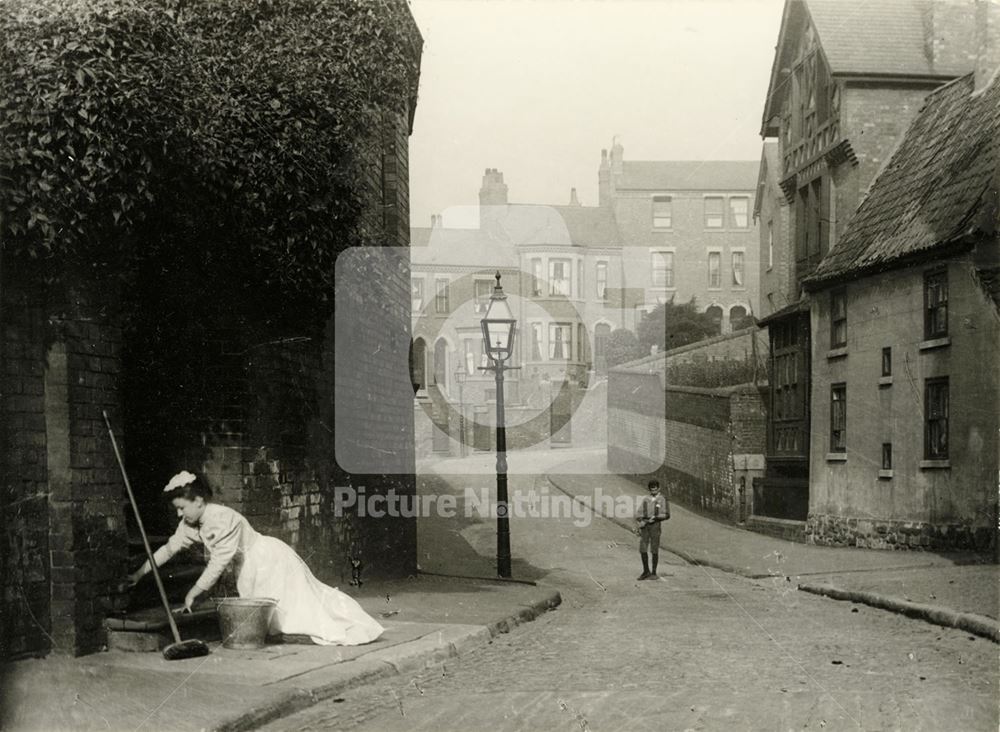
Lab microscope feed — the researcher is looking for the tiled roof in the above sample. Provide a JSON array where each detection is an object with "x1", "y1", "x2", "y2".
[
  {"x1": 806, "y1": 0, "x2": 976, "y2": 77},
  {"x1": 617, "y1": 161, "x2": 759, "y2": 192},
  {"x1": 761, "y1": 0, "x2": 976, "y2": 134},
  {"x1": 512, "y1": 204, "x2": 622, "y2": 247},
  {"x1": 805, "y1": 72, "x2": 1000, "y2": 288},
  {"x1": 410, "y1": 227, "x2": 516, "y2": 268}
]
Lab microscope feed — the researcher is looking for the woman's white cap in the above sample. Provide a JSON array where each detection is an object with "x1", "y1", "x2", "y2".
[{"x1": 164, "y1": 470, "x2": 197, "y2": 492}]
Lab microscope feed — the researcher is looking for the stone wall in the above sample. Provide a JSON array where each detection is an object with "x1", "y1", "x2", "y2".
[
  {"x1": 608, "y1": 358, "x2": 767, "y2": 523},
  {"x1": 806, "y1": 515, "x2": 995, "y2": 553}
]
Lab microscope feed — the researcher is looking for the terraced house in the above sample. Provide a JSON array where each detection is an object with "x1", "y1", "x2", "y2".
[{"x1": 411, "y1": 149, "x2": 759, "y2": 457}]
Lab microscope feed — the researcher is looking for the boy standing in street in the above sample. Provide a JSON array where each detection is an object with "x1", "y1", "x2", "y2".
[{"x1": 636, "y1": 479, "x2": 669, "y2": 580}]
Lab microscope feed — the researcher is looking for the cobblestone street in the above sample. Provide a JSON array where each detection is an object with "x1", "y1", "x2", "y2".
[{"x1": 262, "y1": 468, "x2": 999, "y2": 732}]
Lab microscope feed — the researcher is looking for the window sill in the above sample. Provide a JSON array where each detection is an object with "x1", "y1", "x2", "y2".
[
  {"x1": 826, "y1": 346, "x2": 848, "y2": 360},
  {"x1": 878, "y1": 375, "x2": 893, "y2": 387},
  {"x1": 878, "y1": 469, "x2": 894, "y2": 480},
  {"x1": 919, "y1": 459, "x2": 950, "y2": 470},
  {"x1": 825, "y1": 452, "x2": 848, "y2": 462},
  {"x1": 919, "y1": 336, "x2": 951, "y2": 351}
]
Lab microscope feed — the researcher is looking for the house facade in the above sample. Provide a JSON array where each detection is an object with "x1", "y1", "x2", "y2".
[
  {"x1": 754, "y1": 0, "x2": 982, "y2": 525},
  {"x1": 602, "y1": 144, "x2": 760, "y2": 333},
  {"x1": 412, "y1": 152, "x2": 759, "y2": 457},
  {"x1": 801, "y1": 69, "x2": 999, "y2": 551}
]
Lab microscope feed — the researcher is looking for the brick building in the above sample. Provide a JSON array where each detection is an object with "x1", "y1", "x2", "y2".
[
  {"x1": 412, "y1": 152, "x2": 758, "y2": 458},
  {"x1": 754, "y1": 0, "x2": 983, "y2": 525},
  {"x1": 601, "y1": 144, "x2": 760, "y2": 333},
  {"x1": 0, "y1": 4, "x2": 423, "y2": 659},
  {"x1": 801, "y1": 68, "x2": 999, "y2": 551}
]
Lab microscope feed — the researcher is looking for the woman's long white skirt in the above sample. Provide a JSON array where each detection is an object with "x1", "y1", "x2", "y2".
[{"x1": 236, "y1": 535, "x2": 384, "y2": 646}]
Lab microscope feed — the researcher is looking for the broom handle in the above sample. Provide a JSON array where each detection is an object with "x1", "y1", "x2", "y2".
[{"x1": 102, "y1": 410, "x2": 184, "y2": 646}]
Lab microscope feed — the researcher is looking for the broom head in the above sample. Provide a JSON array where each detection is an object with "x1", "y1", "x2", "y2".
[{"x1": 163, "y1": 638, "x2": 210, "y2": 660}]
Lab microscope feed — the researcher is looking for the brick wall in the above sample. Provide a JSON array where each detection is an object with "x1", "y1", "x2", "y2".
[
  {"x1": 1, "y1": 17, "x2": 421, "y2": 659},
  {"x1": 1, "y1": 281, "x2": 51, "y2": 659},
  {"x1": 2, "y1": 274, "x2": 129, "y2": 659},
  {"x1": 608, "y1": 362, "x2": 767, "y2": 522},
  {"x1": 841, "y1": 85, "x2": 941, "y2": 214},
  {"x1": 612, "y1": 184, "x2": 760, "y2": 330},
  {"x1": 46, "y1": 307, "x2": 129, "y2": 655},
  {"x1": 617, "y1": 328, "x2": 768, "y2": 389}
]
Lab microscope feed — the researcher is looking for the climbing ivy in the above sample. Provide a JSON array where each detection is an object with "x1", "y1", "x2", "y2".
[{"x1": 0, "y1": 0, "x2": 420, "y2": 322}]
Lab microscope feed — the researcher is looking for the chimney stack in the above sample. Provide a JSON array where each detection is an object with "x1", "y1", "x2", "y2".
[
  {"x1": 598, "y1": 149, "x2": 611, "y2": 208},
  {"x1": 569, "y1": 188, "x2": 580, "y2": 206},
  {"x1": 479, "y1": 168, "x2": 508, "y2": 207},
  {"x1": 479, "y1": 168, "x2": 509, "y2": 232},
  {"x1": 973, "y1": 0, "x2": 1000, "y2": 92}
]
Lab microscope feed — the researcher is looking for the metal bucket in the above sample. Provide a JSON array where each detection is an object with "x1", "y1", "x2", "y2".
[{"x1": 217, "y1": 598, "x2": 277, "y2": 650}]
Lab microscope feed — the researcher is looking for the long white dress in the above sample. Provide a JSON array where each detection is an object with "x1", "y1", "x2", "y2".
[{"x1": 154, "y1": 503, "x2": 383, "y2": 645}]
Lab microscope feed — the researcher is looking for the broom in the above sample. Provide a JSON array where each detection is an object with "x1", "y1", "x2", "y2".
[{"x1": 103, "y1": 410, "x2": 210, "y2": 661}]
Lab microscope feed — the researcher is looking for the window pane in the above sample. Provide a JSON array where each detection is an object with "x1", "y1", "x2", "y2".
[
  {"x1": 435, "y1": 279, "x2": 449, "y2": 313},
  {"x1": 924, "y1": 271, "x2": 948, "y2": 338},
  {"x1": 549, "y1": 323, "x2": 572, "y2": 360},
  {"x1": 532, "y1": 259, "x2": 543, "y2": 296},
  {"x1": 732, "y1": 251, "x2": 744, "y2": 286},
  {"x1": 704, "y1": 197, "x2": 724, "y2": 228},
  {"x1": 653, "y1": 195, "x2": 672, "y2": 228},
  {"x1": 729, "y1": 197, "x2": 749, "y2": 228},
  {"x1": 549, "y1": 260, "x2": 570, "y2": 296},
  {"x1": 708, "y1": 252, "x2": 721, "y2": 287},
  {"x1": 411, "y1": 279, "x2": 424, "y2": 310},
  {"x1": 831, "y1": 385, "x2": 846, "y2": 451},
  {"x1": 596, "y1": 263, "x2": 607, "y2": 299}
]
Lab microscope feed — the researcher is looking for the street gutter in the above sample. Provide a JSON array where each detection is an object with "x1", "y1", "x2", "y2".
[{"x1": 546, "y1": 473, "x2": 999, "y2": 644}]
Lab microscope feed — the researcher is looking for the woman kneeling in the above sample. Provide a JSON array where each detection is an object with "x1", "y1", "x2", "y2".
[{"x1": 130, "y1": 471, "x2": 383, "y2": 646}]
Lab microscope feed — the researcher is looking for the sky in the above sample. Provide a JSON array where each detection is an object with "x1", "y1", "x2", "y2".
[{"x1": 407, "y1": 0, "x2": 787, "y2": 228}]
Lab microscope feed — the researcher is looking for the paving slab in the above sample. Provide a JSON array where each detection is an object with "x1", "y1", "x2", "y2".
[{"x1": 0, "y1": 575, "x2": 561, "y2": 732}]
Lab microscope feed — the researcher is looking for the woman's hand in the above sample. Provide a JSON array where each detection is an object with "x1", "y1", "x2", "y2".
[{"x1": 183, "y1": 586, "x2": 203, "y2": 613}]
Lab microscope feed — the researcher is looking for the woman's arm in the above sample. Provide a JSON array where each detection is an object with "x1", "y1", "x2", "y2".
[
  {"x1": 190, "y1": 509, "x2": 242, "y2": 597},
  {"x1": 130, "y1": 522, "x2": 196, "y2": 584}
]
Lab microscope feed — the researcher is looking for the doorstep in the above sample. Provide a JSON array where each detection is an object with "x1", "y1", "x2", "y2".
[{"x1": 105, "y1": 602, "x2": 221, "y2": 652}]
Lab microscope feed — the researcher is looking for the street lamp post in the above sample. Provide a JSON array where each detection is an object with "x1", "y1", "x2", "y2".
[
  {"x1": 481, "y1": 272, "x2": 516, "y2": 578},
  {"x1": 454, "y1": 368, "x2": 467, "y2": 458}
]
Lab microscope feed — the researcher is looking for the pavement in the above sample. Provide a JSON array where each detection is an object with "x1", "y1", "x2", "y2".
[
  {"x1": 1, "y1": 445, "x2": 996, "y2": 732},
  {"x1": 542, "y1": 448, "x2": 999, "y2": 640},
  {"x1": 0, "y1": 574, "x2": 560, "y2": 732}
]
